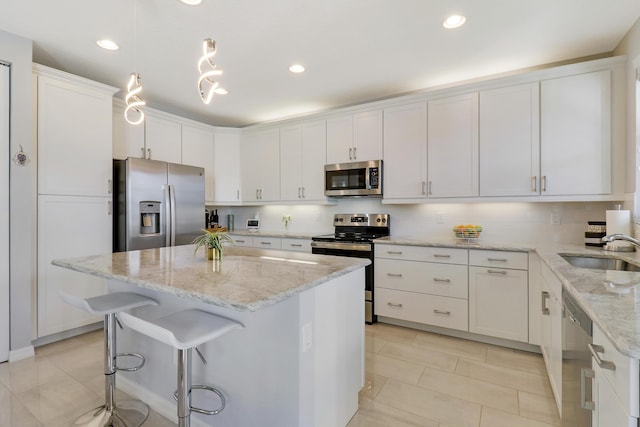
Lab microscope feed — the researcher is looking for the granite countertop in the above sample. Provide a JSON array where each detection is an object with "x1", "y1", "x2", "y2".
[
  {"x1": 376, "y1": 235, "x2": 640, "y2": 358},
  {"x1": 52, "y1": 245, "x2": 369, "y2": 312}
]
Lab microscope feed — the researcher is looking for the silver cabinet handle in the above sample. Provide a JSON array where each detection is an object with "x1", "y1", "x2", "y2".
[
  {"x1": 302, "y1": 187, "x2": 305, "y2": 198},
  {"x1": 108, "y1": 201, "x2": 112, "y2": 216},
  {"x1": 428, "y1": 181, "x2": 433, "y2": 195},
  {"x1": 487, "y1": 269, "x2": 508, "y2": 275},
  {"x1": 386, "y1": 273, "x2": 403, "y2": 278},
  {"x1": 259, "y1": 241, "x2": 272, "y2": 245},
  {"x1": 290, "y1": 243, "x2": 302, "y2": 247},
  {"x1": 487, "y1": 258, "x2": 508, "y2": 262},
  {"x1": 256, "y1": 189, "x2": 259, "y2": 199},
  {"x1": 387, "y1": 302, "x2": 403, "y2": 308},
  {"x1": 531, "y1": 176, "x2": 537, "y2": 192},
  {"x1": 387, "y1": 251, "x2": 403, "y2": 255},
  {"x1": 235, "y1": 239, "x2": 245, "y2": 243},
  {"x1": 236, "y1": 189, "x2": 240, "y2": 200},
  {"x1": 433, "y1": 254, "x2": 451, "y2": 258},
  {"x1": 108, "y1": 179, "x2": 113, "y2": 195},
  {"x1": 140, "y1": 147, "x2": 145, "y2": 158},
  {"x1": 433, "y1": 310, "x2": 451, "y2": 316},
  {"x1": 147, "y1": 148, "x2": 151, "y2": 159},
  {"x1": 422, "y1": 181, "x2": 427, "y2": 195},
  {"x1": 542, "y1": 175, "x2": 547, "y2": 192},
  {"x1": 349, "y1": 147, "x2": 353, "y2": 160},
  {"x1": 353, "y1": 147, "x2": 357, "y2": 159},
  {"x1": 581, "y1": 368, "x2": 595, "y2": 411},
  {"x1": 541, "y1": 291, "x2": 550, "y2": 315},
  {"x1": 433, "y1": 278, "x2": 451, "y2": 283},
  {"x1": 588, "y1": 344, "x2": 616, "y2": 370},
  {"x1": 298, "y1": 187, "x2": 302, "y2": 198}
]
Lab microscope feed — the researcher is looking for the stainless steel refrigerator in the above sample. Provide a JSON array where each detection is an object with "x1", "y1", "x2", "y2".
[{"x1": 113, "y1": 158, "x2": 205, "y2": 252}]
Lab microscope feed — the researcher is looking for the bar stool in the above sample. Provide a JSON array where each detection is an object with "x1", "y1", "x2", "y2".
[
  {"x1": 59, "y1": 291, "x2": 158, "y2": 427},
  {"x1": 118, "y1": 309, "x2": 243, "y2": 427}
]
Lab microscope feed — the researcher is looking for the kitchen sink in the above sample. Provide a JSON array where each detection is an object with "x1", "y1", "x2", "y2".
[{"x1": 560, "y1": 254, "x2": 640, "y2": 272}]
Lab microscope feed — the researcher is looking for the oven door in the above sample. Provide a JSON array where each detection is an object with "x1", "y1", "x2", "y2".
[{"x1": 311, "y1": 241, "x2": 375, "y2": 323}]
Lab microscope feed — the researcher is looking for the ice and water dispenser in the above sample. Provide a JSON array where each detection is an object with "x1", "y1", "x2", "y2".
[{"x1": 139, "y1": 201, "x2": 161, "y2": 235}]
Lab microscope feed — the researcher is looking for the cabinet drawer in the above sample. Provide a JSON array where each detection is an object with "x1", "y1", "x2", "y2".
[
  {"x1": 592, "y1": 323, "x2": 640, "y2": 417},
  {"x1": 375, "y1": 288, "x2": 468, "y2": 332},
  {"x1": 375, "y1": 258, "x2": 468, "y2": 299},
  {"x1": 469, "y1": 249, "x2": 528, "y2": 270},
  {"x1": 230, "y1": 235, "x2": 253, "y2": 247},
  {"x1": 376, "y1": 244, "x2": 468, "y2": 265},
  {"x1": 253, "y1": 236, "x2": 282, "y2": 250},
  {"x1": 281, "y1": 238, "x2": 311, "y2": 252}
]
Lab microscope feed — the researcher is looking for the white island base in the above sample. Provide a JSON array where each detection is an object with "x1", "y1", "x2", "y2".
[{"x1": 109, "y1": 269, "x2": 364, "y2": 427}]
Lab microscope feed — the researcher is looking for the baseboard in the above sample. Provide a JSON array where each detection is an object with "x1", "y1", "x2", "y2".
[
  {"x1": 117, "y1": 376, "x2": 209, "y2": 427},
  {"x1": 9, "y1": 345, "x2": 35, "y2": 362}
]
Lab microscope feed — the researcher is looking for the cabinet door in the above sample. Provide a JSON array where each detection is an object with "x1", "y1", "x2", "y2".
[
  {"x1": 241, "y1": 128, "x2": 280, "y2": 201},
  {"x1": 281, "y1": 238, "x2": 311, "y2": 252},
  {"x1": 540, "y1": 266, "x2": 563, "y2": 412},
  {"x1": 301, "y1": 120, "x2": 327, "y2": 201},
  {"x1": 144, "y1": 113, "x2": 182, "y2": 163},
  {"x1": 0, "y1": 65, "x2": 8, "y2": 362},
  {"x1": 541, "y1": 70, "x2": 611, "y2": 195},
  {"x1": 252, "y1": 236, "x2": 282, "y2": 250},
  {"x1": 479, "y1": 83, "x2": 540, "y2": 196},
  {"x1": 212, "y1": 130, "x2": 242, "y2": 203},
  {"x1": 326, "y1": 115, "x2": 353, "y2": 164},
  {"x1": 383, "y1": 102, "x2": 427, "y2": 200},
  {"x1": 182, "y1": 124, "x2": 215, "y2": 203},
  {"x1": 37, "y1": 195, "x2": 111, "y2": 337},
  {"x1": 113, "y1": 101, "x2": 146, "y2": 160},
  {"x1": 37, "y1": 75, "x2": 113, "y2": 197},
  {"x1": 593, "y1": 362, "x2": 637, "y2": 427},
  {"x1": 280, "y1": 124, "x2": 303, "y2": 201},
  {"x1": 353, "y1": 109, "x2": 383, "y2": 162},
  {"x1": 427, "y1": 93, "x2": 479, "y2": 197},
  {"x1": 469, "y1": 266, "x2": 528, "y2": 342}
]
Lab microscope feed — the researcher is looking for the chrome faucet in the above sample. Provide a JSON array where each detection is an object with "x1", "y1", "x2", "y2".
[{"x1": 602, "y1": 234, "x2": 639, "y2": 251}]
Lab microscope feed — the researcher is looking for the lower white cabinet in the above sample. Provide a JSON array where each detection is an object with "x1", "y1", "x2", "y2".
[
  {"x1": 592, "y1": 361, "x2": 638, "y2": 427},
  {"x1": 540, "y1": 261, "x2": 563, "y2": 414},
  {"x1": 252, "y1": 236, "x2": 282, "y2": 250},
  {"x1": 281, "y1": 238, "x2": 312, "y2": 252},
  {"x1": 468, "y1": 250, "x2": 529, "y2": 342},
  {"x1": 37, "y1": 195, "x2": 111, "y2": 337},
  {"x1": 229, "y1": 235, "x2": 310, "y2": 252}
]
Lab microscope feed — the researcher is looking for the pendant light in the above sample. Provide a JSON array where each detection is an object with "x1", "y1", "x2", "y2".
[
  {"x1": 198, "y1": 38, "x2": 223, "y2": 104},
  {"x1": 124, "y1": 0, "x2": 146, "y2": 124}
]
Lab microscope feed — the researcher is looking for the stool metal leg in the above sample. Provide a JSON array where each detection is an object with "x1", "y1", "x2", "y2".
[
  {"x1": 72, "y1": 313, "x2": 150, "y2": 427},
  {"x1": 177, "y1": 348, "x2": 192, "y2": 427}
]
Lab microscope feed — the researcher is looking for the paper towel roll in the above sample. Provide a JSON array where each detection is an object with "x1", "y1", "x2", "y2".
[{"x1": 606, "y1": 209, "x2": 632, "y2": 249}]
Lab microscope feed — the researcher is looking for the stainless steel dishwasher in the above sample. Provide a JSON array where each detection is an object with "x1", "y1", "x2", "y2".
[{"x1": 562, "y1": 289, "x2": 593, "y2": 427}]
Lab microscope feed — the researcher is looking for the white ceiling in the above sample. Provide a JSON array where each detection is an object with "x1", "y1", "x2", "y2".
[{"x1": 2, "y1": 0, "x2": 639, "y2": 127}]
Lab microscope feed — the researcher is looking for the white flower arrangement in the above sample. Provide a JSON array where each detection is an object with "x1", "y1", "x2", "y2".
[{"x1": 281, "y1": 215, "x2": 292, "y2": 227}]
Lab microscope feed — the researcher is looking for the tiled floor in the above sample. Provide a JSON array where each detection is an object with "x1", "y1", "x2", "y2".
[{"x1": 0, "y1": 323, "x2": 560, "y2": 427}]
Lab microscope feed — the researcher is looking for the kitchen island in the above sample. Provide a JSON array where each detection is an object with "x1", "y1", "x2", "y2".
[{"x1": 52, "y1": 245, "x2": 369, "y2": 427}]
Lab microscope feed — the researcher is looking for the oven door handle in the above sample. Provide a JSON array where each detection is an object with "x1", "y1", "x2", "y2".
[{"x1": 311, "y1": 241, "x2": 372, "y2": 252}]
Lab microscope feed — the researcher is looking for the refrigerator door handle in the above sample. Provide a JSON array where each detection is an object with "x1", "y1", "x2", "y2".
[
  {"x1": 168, "y1": 184, "x2": 177, "y2": 246},
  {"x1": 163, "y1": 184, "x2": 172, "y2": 247}
]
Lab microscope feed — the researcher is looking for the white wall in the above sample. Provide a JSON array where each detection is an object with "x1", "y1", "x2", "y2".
[
  {"x1": 0, "y1": 30, "x2": 34, "y2": 356},
  {"x1": 210, "y1": 200, "x2": 620, "y2": 245}
]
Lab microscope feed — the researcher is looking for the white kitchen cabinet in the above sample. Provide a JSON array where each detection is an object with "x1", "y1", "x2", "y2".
[
  {"x1": 540, "y1": 70, "x2": 611, "y2": 196},
  {"x1": 0, "y1": 65, "x2": 8, "y2": 362},
  {"x1": 383, "y1": 102, "x2": 427, "y2": 200},
  {"x1": 36, "y1": 70, "x2": 116, "y2": 197},
  {"x1": 181, "y1": 123, "x2": 215, "y2": 203},
  {"x1": 281, "y1": 238, "x2": 312, "y2": 252},
  {"x1": 37, "y1": 195, "x2": 111, "y2": 337},
  {"x1": 229, "y1": 235, "x2": 253, "y2": 247},
  {"x1": 326, "y1": 110, "x2": 382, "y2": 164},
  {"x1": 280, "y1": 120, "x2": 327, "y2": 201},
  {"x1": 112, "y1": 101, "x2": 145, "y2": 160},
  {"x1": 229, "y1": 235, "x2": 310, "y2": 252},
  {"x1": 241, "y1": 128, "x2": 280, "y2": 202},
  {"x1": 252, "y1": 236, "x2": 282, "y2": 250},
  {"x1": 479, "y1": 83, "x2": 540, "y2": 197},
  {"x1": 212, "y1": 129, "x2": 242, "y2": 204},
  {"x1": 427, "y1": 93, "x2": 479, "y2": 198},
  {"x1": 144, "y1": 112, "x2": 182, "y2": 163},
  {"x1": 540, "y1": 261, "x2": 563, "y2": 414},
  {"x1": 592, "y1": 360, "x2": 638, "y2": 427}
]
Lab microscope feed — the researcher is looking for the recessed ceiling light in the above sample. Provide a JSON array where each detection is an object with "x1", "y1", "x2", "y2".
[
  {"x1": 214, "y1": 88, "x2": 228, "y2": 95},
  {"x1": 96, "y1": 39, "x2": 119, "y2": 51},
  {"x1": 178, "y1": 0, "x2": 202, "y2": 5},
  {"x1": 443, "y1": 15, "x2": 466, "y2": 29},
  {"x1": 289, "y1": 64, "x2": 305, "y2": 73}
]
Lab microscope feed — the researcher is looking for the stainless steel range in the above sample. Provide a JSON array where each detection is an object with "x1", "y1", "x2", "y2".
[{"x1": 311, "y1": 213, "x2": 390, "y2": 324}]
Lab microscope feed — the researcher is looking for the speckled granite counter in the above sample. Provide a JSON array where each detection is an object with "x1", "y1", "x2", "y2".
[
  {"x1": 375, "y1": 236, "x2": 640, "y2": 358},
  {"x1": 52, "y1": 244, "x2": 369, "y2": 312}
]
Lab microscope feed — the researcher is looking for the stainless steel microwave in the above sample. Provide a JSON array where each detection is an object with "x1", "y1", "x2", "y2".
[{"x1": 324, "y1": 160, "x2": 383, "y2": 197}]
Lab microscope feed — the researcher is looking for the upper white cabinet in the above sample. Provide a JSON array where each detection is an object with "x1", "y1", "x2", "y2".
[
  {"x1": 242, "y1": 128, "x2": 280, "y2": 202},
  {"x1": 212, "y1": 129, "x2": 242, "y2": 204},
  {"x1": 36, "y1": 71, "x2": 116, "y2": 197},
  {"x1": 427, "y1": 93, "x2": 479, "y2": 198},
  {"x1": 479, "y1": 83, "x2": 540, "y2": 197},
  {"x1": 280, "y1": 120, "x2": 327, "y2": 202},
  {"x1": 113, "y1": 102, "x2": 145, "y2": 160},
  {"x1": 326, "y1": 109, "x2": 383, "y2": 164},
  {"x1": 144, "y1": 113, "x2": 182, "y2": 163},
  {"x1": 182, "y1": 123, "x2": 215, "y2": 203},
  {"x1": 540, "y1": 70, "x2": 611, "y2": 196},
  {"x1": 383, "y1": 102, "x2": 427, "y2": 200}
]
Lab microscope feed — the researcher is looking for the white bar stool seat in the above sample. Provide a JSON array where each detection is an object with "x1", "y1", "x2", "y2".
[
  {"x1": 118, "y1": 309, "x2": 243, "y2": 427},
  {"x1": 59, "y1": 291, "x2": 158, "y2": 427}
]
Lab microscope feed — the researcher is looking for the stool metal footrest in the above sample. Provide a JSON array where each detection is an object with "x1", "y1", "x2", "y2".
[
  {"x1": 173, "y1": 384, "x2": 226, "y2": 416},
  {"x1": 115, "y1": 352, "x2": 146, "y2": 372}
]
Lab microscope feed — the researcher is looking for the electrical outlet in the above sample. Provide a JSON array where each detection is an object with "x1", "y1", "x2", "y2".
[
  {"x1": 550, "y1": 212, "x2": 561, "y2": 225},
  {"x1": 302, "y1": 322, "x2": 312, "y2": 352},
  {"x1": 436, "y1": 212, "x2": 444, "y2": 224}
]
